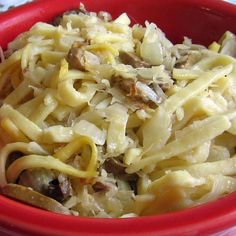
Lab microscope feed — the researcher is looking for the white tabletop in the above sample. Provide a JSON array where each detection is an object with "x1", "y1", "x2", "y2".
[{"x1": 0, "y1": 0, "x2": 31, "y2": 12}]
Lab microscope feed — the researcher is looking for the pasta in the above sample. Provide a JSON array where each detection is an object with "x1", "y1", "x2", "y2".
[{"x1": 1, "y1": 5, "x2": 236, "y2": 218}]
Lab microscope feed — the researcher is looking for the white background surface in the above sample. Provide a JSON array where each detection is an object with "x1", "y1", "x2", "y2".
[{"x1": 0, "y1": 0, "x2": 31, "y2": 12}]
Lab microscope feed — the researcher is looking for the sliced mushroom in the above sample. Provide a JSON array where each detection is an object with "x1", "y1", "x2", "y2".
[
  {"x1": 67, "y1": 42, "x2": 99, "y2": 71},
  {"x1": 46, "y1": 174, "x2": 72, "y2": 202},
  {"x1": 67, "y1": 47, "x2": 87, "y2": 71},
  {"x1": 119, "y1": 51, "x2": 150, "y2": 68},
  {"x1": 104, "y1": 158, "x2": 138, "y2": 181},
  {"x1": 2, "y1": 184, "x2": 71, "y2": 215},
  {"x1": 104, "y1": 158, "x2": 126, "y2": 175},
  {"x1": 92, "y1": 181, "x2": 110, "y2": 192},
  {"x1": 111, "y1": 76, "x2": 135, "y2": 96},
  {"x1": 18, "y1": 169, "x2": 71, "y2": 202},
  {"x1": 111, "y1": 75, "x2": 163, "y2": 108},
  {"x1": 18, "y1": 169, "x2": 55, "y2": 194}
]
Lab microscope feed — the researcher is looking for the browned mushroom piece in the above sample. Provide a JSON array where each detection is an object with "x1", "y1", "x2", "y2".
[
  {"x1": 18, "y1": 169, "x2": 54, "y2": 194},
  {"x1": 104, "y1": 158, "x2": 126, "y2": 175},
  {"x1": 2, "y1": 184, "x2": 71, "y2": 215},
  {"x1": 119, "y1": 51, "x2": 150, "y2": 68},
  {"x1": 104, "y1": 158, "x2": 138, "y2": 180},
  {"x1": 111, "y1": 75, "x2": 163, "y2": 108},
  {"x1": 18, "y1": 169, "x2": 72, "y2": 202},
  {"x1": 92, "y1": 181, "x2": 110, "y2": 192},
  {"x1": 67, "y1": 47, "x2": 87, "y2": 71},
  {"x1": 46, "y1": 175, "x2": 72, "y2": 202},
  {"x1": 111, "y1": 76, "x2": 135, "y2": 96},
  {"x1": 103, "y1": 158, "x2": 138, "y2": 194},
  {"x1": 67, "y1": 41, "x2": 100, "y2": 71}
]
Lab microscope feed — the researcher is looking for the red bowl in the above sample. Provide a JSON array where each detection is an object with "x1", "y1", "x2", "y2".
[{"x1": 1, "y1": 0, "x2": 236, "y2": 235}]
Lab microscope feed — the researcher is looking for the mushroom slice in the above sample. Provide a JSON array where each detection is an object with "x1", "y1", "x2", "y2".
[
  {"x1": 104, "y1": 158, "x2": 138, "y2": 181},
  {"x1": 47, "y1": 174, "x2": 72, "y2": 202},
  {"x1": 67, "y1": 43, "x2": 99, "y2": 71},
  {"x1": 2, "y1": 184, "x2": 71, "y2": 215},
  {"x1": 119, "y1": 51, "x2": 150, "y2": 68},
  {"x1": 111, "y1": 75, "x2": 163, "y2": 108},
  {"x1": 18, "y1": 169, "x2": 55, "y2": 195},
  {"x1": 92, "y1": 181, "x2": 110, "y2": 192},
  {"x1": 67, "y1": 47, "x2": 87, "y2": 71},
  {"x1": 18, "y1": 169, "x2": 72, "y2": 202},
  {"x1": 104, "y1": 158, "x2": 126, "y2": 175}
]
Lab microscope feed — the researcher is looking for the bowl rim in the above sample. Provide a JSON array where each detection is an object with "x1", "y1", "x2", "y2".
[
  {"x1": 1, "y1": 0, "x2": 236, "y2": 235},
  {"x1": 1, "y1": 192, "x2": 236, "y2": 235}
]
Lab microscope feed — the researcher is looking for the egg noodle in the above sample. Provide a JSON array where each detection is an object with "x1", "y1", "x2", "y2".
[{"x1": 1, "y1": 6, "x2": 236, "y2": 217}]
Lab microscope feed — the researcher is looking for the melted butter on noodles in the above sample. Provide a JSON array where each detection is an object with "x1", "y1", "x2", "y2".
[{"x1": 1, "y1": 9, "x2": 236, "y2": 217}]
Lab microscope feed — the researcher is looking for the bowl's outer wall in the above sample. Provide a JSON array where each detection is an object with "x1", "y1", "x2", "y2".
[
  {"x1": 2, "y1": 0, "x2": 236, "y2": 49},
  {"x1": 1, "y1": 0, "x2": 236, "y2": 235}
]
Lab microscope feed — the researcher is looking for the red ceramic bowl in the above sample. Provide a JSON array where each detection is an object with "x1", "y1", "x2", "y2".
[{"x1": 1, "y1": 0, "x2": 236, "y2": 235}]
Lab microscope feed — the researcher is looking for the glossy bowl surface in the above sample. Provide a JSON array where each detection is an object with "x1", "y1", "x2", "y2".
[{"x1": 1, "y1": 0, "x2": 236, "y2": 235}]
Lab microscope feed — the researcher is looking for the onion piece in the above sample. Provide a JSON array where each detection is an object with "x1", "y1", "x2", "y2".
[{"x1": 135, "y1": 81, "x2": 162, "y2": 105}]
